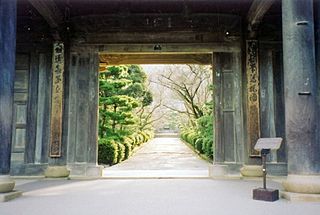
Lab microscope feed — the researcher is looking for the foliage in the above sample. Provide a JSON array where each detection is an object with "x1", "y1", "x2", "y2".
[
  {"x1": 98, "y1": 131, "x2": 152, "y2": 165},
  {"x1": 98, "y1": 65, "x2": 154, "y2": 166},
  {"x1": 98, "y1": 139, "x2": 118, "y2": 165},
  {"x1": 180, "y1": 95, "x2": 214, "y2": 160}
]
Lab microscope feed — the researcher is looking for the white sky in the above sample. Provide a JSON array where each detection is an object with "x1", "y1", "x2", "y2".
[{"x1": 141, "y1": 64, "x2": 173, "y2": 74}]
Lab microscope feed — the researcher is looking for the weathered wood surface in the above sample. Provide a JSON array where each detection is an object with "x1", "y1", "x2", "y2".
[
  {"x1": 214, "y1": 52, "x2": 244, "y2": 163},
  {"x1": 28, "y1": 0, "x2": 63, "y2": 28},
  {"x1": 28, "y1": 0, "x2": 63, "y2": 40},
  {"x1": 0, "y1": 0, "x2": 17, "y2": 174},
  {"x1": 93, "y1": 43, "x2": 241, "y2": 54},
  {"x1": 35, "y1": 53, "x2": 51, "y2": 163},
  {"x1": 259, "y1": 48, "x2": 275, "y2": 139},
  {"x1": 49, "y1": 42, "x2": 64, "y2": 157},
  {"x1": 67, "y1": 51, "x2": 99, "y2": 164},
  {"x1": 66, "y1": 53, "x2": 79, "y2": 163},
  {"x1": 247, "y1": 0, "x2": 275, "y2": 27},
  {"x1": 99, "y1": 53, "x2": 212, "y2": 67},
  {"x1": 246, "y1": 40, "x2": 261, "y2": 157},
  {"x1": 315, "y1": 1, "x2": 320, "y2": 160},
  {"x1": 258, "y1": 43, "x2": 286, "y2": 163},
  {"x1": 282, "y1": 0, "x2": 319, "y2": 174},
  {"x1": 72, "y1": 13, "x2": 241, "y2": 34},
  {"x1": 11, "y1": 54, "x2": 29, "y2": 165},
  {"x1": 25, "y1": 52, "x2": 39, "y2": 163},
  {"x1": 87, "y1": 53, "x2": 99, "y2": 164},
  {"x1": 272, "y1": 51, "x2": 286, "y2": 163},
  {"x1": 83, "y1": 32, "x2": 239, "y2": 44}
]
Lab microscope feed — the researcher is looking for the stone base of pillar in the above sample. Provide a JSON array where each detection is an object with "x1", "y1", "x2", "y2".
[
  {"x1": 240, "y1": 165, "x2": 263, "y2": 177},
  {"x1": 0, "y1": 190, "x2": 23, "y2": 202},
  {"x1": 0, "y1": 175, "x2": 15, "y2": 193},
  {"x1": 68, "y1": 163, "x2": 103, "y2": 179},
  {"x1": 282, "y1": 175, "x2": 320, "y2": 194},
  {"x1": 10, "y1": 163, "x2": 48, "y2": 176},
  {"x1": 209, "y1": 164, "x2": 228, "y2": 179},
  {"x1": 44, "y1": 166, "x2": 70, "y2": 178}
]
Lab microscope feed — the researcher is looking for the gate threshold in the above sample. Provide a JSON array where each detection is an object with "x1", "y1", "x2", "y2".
[{"x1": 102, "y1": 170, "x2": 209, "y2": 179}]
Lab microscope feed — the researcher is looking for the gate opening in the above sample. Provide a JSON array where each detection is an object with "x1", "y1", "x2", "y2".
[{"x1": 98, "y1": 52, "x2": 214, "y2": 178}]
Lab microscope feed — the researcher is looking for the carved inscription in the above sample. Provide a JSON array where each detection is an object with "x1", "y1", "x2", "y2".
[
  {"x1": 50, "y1": 42, "x2": 64, "y2": 157},
  {"x1": 246, "y1": 40, "x2": 261, "y2": 156}
]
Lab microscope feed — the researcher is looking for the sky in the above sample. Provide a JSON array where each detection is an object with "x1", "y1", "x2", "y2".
[{"x1": 141, "y1": 64, "x2": 170, "y2": 74}]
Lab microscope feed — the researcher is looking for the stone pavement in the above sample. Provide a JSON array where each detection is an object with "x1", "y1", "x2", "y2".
[
  {"x1": 1, "y1": 138, "x2": 319, "y2": 213},
  {"x1": 103, "y1": 137, "x2": 210, "y2": 178},
  {"x1": 1, "y1": 178, "x2": 320, "y2": 215}
]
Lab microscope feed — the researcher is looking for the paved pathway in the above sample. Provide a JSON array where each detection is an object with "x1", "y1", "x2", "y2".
[
  {"x1": 103, "y1": 137, "x2": 210, "y2": 178},
  {"x1": 1, "y1": 179, "x2": 319, "y2": 215},
  {"x1": 2, "y1": 138, "x2": 319, "y2": 214}
]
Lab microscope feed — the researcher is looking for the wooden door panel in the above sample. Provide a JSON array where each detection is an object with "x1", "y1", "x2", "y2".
[{"x1": 12, "y1": 54, "x2": 29, "y2": 161}]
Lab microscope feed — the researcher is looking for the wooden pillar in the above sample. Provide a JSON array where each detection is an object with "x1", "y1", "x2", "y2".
[
  {"x1": 315, "y1": 0, "x2": 320, "y2": 153},
  {"x1": 0, "y1": 0, "x2": 17, "y2": 192},
  {"x1": 66, "y1": 49, "x2": 102, "y2": 178},
  {"x1": 44, "y1": 42, "x2": 70, "y2": 178},
  {"x1": 24, "y1": 51, "x2": 39, "y2": 164},
  {"x1": 259, "y1": 48, "x2": 277, "y2": 162},
  {"x1": 213, "y1": 54, "x2": 223, "y2": 163},
  {"x1": 35, "y1": 53, "x2": 51, "y2": 164},
  {"x1": 210, "y1": 52, "x2": 245, "y2": 178},
  {"x1": 282, "y1": 0, "x2": 320, "y2": 194}
]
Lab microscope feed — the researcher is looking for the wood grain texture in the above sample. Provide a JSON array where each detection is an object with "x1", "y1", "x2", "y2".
[
  {"x1": 49, "y1": 42, "x2": 64, "y2": 157},
  {"x1": 246, "y1": 40, "x2": 261, "y2": 157},
  {"x1": 0, "y1": 0, "x2": 17, "y2": 174}
]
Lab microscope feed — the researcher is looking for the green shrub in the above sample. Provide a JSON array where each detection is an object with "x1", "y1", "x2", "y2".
[
  {"x1": 124, "y1": 137, "x2": 134, "y2": 150},
  {"x1": 98, "y1": 139, "x2": 118, "y2": 165},
  {"x1": 192, "y1": 135, "x2": 200, "y2": 146},
  {"x1": 136, "y1": 133, "x2": 144, "y2": 145},
  {"x1": 140, "y1": 131, "x2": 150, "y2": 143},
  {"x1": 185, "y1": 132, "x2": 192, "y2": 144},
  {"x1": 180, "y1": 131, "x2": 189, "y2": 141},
  {"x1": 127, "y1": 136, "x2": 136, "y2": 148},
  {"x1": 195, "y1": 138, "x2": 204, "y2": 153},
  {"x1": 123, "y1": 140, "x2": 132, "y2": 159},
  {"x1": 186, "y1": 131, "x2": 198, "y2": 146},
  {"x1": 98, "y1": 129, "x2": 153, "y2": 166},
  {"x1": 203, "y1": 138, "x2": 213, "y2": 159},
  {"x1": 117, "y1": 142, "x2": 126, "y2": 163}
]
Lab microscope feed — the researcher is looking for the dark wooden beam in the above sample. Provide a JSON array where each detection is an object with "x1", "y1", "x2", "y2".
[
  {"x1": 247, "y1": 0, "x2": 275, "y2": 35},
  {"x1": 99, "y1": 53, "x2": 212, "y2": 68},
  {"x1": 28, "y1": 0, "x2": 64, "y2": 40}
]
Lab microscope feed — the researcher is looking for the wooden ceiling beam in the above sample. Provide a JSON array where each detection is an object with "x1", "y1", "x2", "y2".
[
  {"x1": 28, "y1": 0, "x2": 64, "y2": 40},
  {"x1": 99, "y1": 53, "x2": 212, "y2": 68},
  {"x1": 247, "y1": 0, "x2": 275, "y2": 35}
]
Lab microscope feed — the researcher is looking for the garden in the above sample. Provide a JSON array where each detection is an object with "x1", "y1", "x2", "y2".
[{"x1": 98, "y1": 64, "x2": 214, "y2": 166}]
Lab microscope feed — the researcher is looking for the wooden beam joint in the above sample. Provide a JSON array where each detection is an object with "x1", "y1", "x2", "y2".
[
  {"x1": 28, "y1": 0, "x2": 64, "y2": 40},
  {"x1": 247, "y1": 0, "x2": 275, "y2": 38}
]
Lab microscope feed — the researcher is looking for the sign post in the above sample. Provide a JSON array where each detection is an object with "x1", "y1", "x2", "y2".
[{"x1": 252, "y1": 138, "x2": 283, "y2": 202}]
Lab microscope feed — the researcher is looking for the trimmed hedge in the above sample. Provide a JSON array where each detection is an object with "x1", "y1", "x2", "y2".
[
  {"x1": 195, "y1": 138, "x2": 204, "y2": 153},
  {"x1": 203, "y1": 137, "x2": 213, "y2": 160},
  {"x1": 180, "y1": 130, "x2": 213, "y2": 161},
  {"x1": 98, "y1": 139, "x2": 118, "y2": 165},
  {"x1": 98, "y1": 131, "x2": 153, "y2": 166},
  {"x1": 117, "y1": 143, "x2": 125, "y2": 163},
  {"x1": 123, "y1": 138, "x2": 133, "y2": 159}
]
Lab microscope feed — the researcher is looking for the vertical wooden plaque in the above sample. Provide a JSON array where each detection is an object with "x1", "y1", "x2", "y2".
[
  {"x1": 49, "y1": 42, "x2": 64, "y2": 157},
  {"x1": 246, "y1": 40, "x2": 261, "y2": 156}
]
